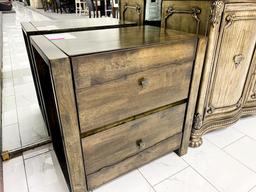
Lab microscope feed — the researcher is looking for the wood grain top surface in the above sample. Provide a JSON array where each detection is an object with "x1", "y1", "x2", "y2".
[
  {"x1": 41, "y1": 26, "x2": 197, "y2": 56},
  {"x1": 22, "y1": 18, "x2": 136, "y2": 33}
]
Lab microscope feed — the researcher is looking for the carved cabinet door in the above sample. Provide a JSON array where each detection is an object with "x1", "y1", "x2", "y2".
[
  {"x1": 204, "y1": 3, "x2": 256, "y2": 120},
  {"x1": 245, "y1": 49, "x2": 256, "y2": 107}
]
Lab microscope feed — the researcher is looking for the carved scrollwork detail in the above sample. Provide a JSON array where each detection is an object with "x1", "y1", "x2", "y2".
[
  {"x1": 251, "y1": 93, "x2": 256, "y2": 100},
  {"x1": 233, "y1": 54, "x2": 244, "y2": 68},
  {"x1": 207, "y1": 105, "x2": 215, "y2": 114},
  {"x1": 236, "y1": 98, "x2": 243, "y2": 108},
  {"x1": 225, "y1": 14, "x2": 236, "y2": 28},
  {"x1": 225, "y1": 14, "x2": 256, "y2": 28},
  {"x1": 210, "y1": 0, "x2": 224, "y2": 27},
  {"x1": 164, "y1": 7, "x2": 201, "y2": 34},
  {"x1": 193, "y1": 113, "x2": 203, "y2": 130}
]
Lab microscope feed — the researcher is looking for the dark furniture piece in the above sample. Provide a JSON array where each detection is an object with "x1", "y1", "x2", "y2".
[
  {"x1": 0, "y1": 0, "x2": 12, "y2": 11},
  {"x1": 30, "y1": 26, "x2": 206, "y2": 192},
  {"x1": 21, "y1": 18, "x2": 137, "y2": 136}
]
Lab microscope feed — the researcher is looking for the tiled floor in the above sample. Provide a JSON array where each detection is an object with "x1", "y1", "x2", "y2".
[
  {"x1": 2, "y1": 3, "x2": 256, "y2": 192},
  {"x1": 2, "y1": 3, "x2": 50, "y2": 151}
]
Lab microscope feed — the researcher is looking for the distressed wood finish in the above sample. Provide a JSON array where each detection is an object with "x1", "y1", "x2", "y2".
[
  {"x1": 30, "y1": 26, "x2": 204, "y2": 191},
  {"x1": 205, "y1": 8, "x2": 256, "y2": 117},
  {"x1": 161, "y1": 0, "x2": 212, "y2": 36},
  {"x1": 83, "y1": 104, "x2": 186, "y2": 175},
  {"x1": 72, "y1": 42, "x2": 195, "y2": 90},
  {"x1": 187, "y1": 2, "x2": 256, "y2": 147},
  {"x1": 87, "y1": 133, "x2": 182, "y2": 189},
  {"x1": 245, "y1": 49, "x2": 256, "y2": 108},
  {"x1": 30, "y1": 36, "x2": 87, "y2": 192},
  {"x1": 119, "y1": 0, "x2": 144, "y2": 25},
  {"x1": 21, "y1": 18, "x2": 137, "y2": 138},
  {"x1": 76, "y1": 61, "x2": 193, "y2": 133},
  {"x1": 179, "y1": 37, "x2": 207, "y2": 154},
  {"x1": 0, "y1": 12, "x2": 3, "y2": 192}
]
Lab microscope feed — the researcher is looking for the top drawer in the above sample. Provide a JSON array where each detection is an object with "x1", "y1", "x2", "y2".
[{"x1": 72, "y1": 42, "x2": 196, "y2": 133}]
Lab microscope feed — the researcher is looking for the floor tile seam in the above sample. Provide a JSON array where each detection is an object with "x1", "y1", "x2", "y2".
[
  {"x1": 150, "y1": 165, "x2": 190, "y2": 187},
  {"x1": 22, "y1": 154, "x2": 30, "y2": 192},
  {"x1": 188, "y1": 165, "x2": 221, "y2": 192},
  {"x1": 206, "y1": 137, "x2": 256, "y2": 176},
  {"x1": 232, "y1": 127, "x2": 256, "y2": 143},
  {"x1": 181, "y1": 156, "x2": 221, "y2": 192},
  {"x1": 2, "y1": 95, "x2": 17, "y2": 113},
  {"x1": 137, "y1": 169, "x2": 157, "y2": 192},
  {"x1": 248, "y1": 185, "x2": 256, "y2": 192},
  {"x1": 23, "y1": 147, "x2": 53, "y2": 161},
  {"x1": 222, "y1": 146, "x2": 256, "y2": 176},
  {"x1": 205, "y1": 134, "x2": 246, "y2": 149},
  {"x1": 8, "y1": 38, "x2": 23, "y2": 148}
]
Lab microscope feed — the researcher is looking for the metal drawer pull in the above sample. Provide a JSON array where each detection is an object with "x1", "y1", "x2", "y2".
[
  {"x1": 233, "y1": 54, "x2": 244, "y2": 68},
  {"x1": 123, "y1": 3, "x2": 142, "y2": 25},
  {"x1": 136, "y1": 139, "x2": 146, "y2": 149},
  {"x1": 138, "y1": 77, "x2": 149, "y2": 88},
  {"x1": 164, "y1": 7, "x2": 201, "y2": 35}
]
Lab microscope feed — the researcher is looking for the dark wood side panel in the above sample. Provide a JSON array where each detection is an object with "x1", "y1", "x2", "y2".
[
  {"x1": 31, "y1": 36, "x2": 88, "y2": 192},
  {"x1": 87, "y1": 133, "x2": 182, "y2": 189},
  {"x1": 72, "y1": 42, "x2": 195, "y2": 90},
  {"x1": 77, "y1": 61, "x2": 193, "y2": 133},
  {"x1": 0, "y1": 12, "x2": 3, "y2": 192},
  {"x1": 179, "y1": 37, "x2": 207, "y2": 154},
  {"x1": 82, "y1": 103, "x2": 186, "y2": 175},
  {"x1": 50, "y1": 57, "x2": 87, "y2": 192}
]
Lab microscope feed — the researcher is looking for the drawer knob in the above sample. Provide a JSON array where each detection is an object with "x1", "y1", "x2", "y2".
[
  {"x1": 233, "y1": 54, "x2": 244, "y2": 68},
  {"x1": 138, "y1": 77, "x2": 148, "y2": 88},
  {"x1": 136, "y1": 139, "x2": 146, "y2": 150},
  {"x1": 251, "y1": 93, "x2": 256, "y2": 100}
]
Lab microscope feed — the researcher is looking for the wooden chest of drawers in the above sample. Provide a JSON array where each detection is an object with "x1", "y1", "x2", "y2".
[
  {"x1": 30, "y1": 26, "x2": 206, "y2": 191},
  {"x1": 21, "y1": 18, "x2": 136, "y2": 135}
]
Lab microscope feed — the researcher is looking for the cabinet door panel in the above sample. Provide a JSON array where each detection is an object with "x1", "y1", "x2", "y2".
[
  {"x1": 206, "y1": 6, "x2": 256, "y2": 117},
  {"x1": 246, "y1": 50, "x2": 256, "y2": 104}
]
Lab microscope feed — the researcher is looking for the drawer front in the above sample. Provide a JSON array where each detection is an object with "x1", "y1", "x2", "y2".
[
  {"x1": 82, "y1": 104, "x2": 186, "y2": 175},
  {"x1": 87, "y1": 133, "x2": 182, "y2": 189},
  {"x1": 72, "y1": 41, "x2": 195, "y2": 90},
  {"x1": 76, "y1": 61, "x2": 192, "y2": 133}
]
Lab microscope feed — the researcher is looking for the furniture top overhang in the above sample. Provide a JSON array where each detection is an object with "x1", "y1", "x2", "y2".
[
  {"x1": 21, "y1": 17, "x2": 137, "y2": 35},
  {"x1": 30, "y1": 26, "x2": 198, "y2": 59}
]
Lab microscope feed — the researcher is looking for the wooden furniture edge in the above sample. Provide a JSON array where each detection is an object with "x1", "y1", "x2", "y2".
[
  {"x1": 21, "y1": 21, "x2": 137, "y2": 35},
  {"x1": 50, "y1": 58, "x2": 88, "y2": 192},
  {"x1": 179, "y1": 36, "x2": 208, "y2": 155},
  {"x1": 21, "y1": 22, "x2": 38, "y2": 34},
  {"x1": 0, "y1": 11, "x2": 3, "y2": 192},
  {"x1": 31, "y1": 36, "x2": 88, "y2": 192},
  {"x1": 190, "y1": 0, "x2": 224, "y2": 147},
  {"x1": 225, "y1": 2, "x2": 256, "y2": 11},
  {"x1": 30, "y1": 35, "x2": 67, "y2": 65}
]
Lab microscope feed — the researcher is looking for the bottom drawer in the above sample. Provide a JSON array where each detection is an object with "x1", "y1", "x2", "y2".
[
  {"x1": 82, "y1": 104, "x2": 186, "y2": 188},
  {"x1": 87, "y1": 133, "x2": 182, "y2": 189}
]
